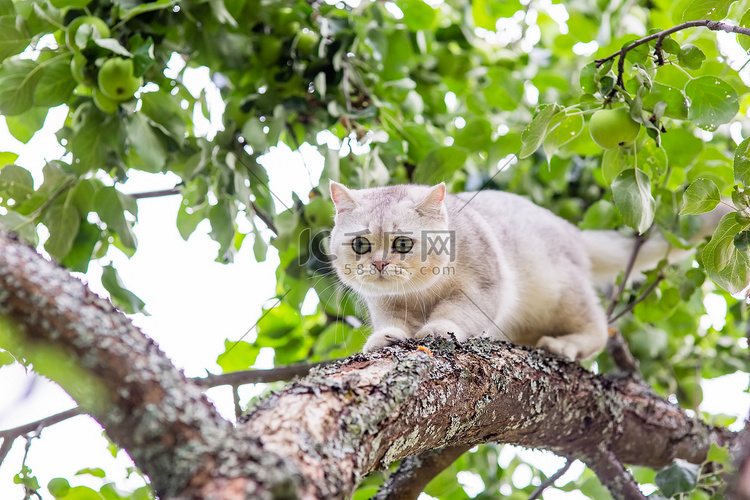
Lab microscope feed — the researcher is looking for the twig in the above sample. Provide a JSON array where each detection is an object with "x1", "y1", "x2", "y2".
[
  {"x1": 0, "y1": 407, "x2": 83, "y2": 466},
  {"x1": 129, "y1": 188, "x2": 181, "y2": 199},
  {"x1": 609, "y1": 274, "x2": 664, "y2": 323},
  {"x1": 232, "y1": 384, "x2": 242, "y2": 421},
  {"x1": 529, "y1": 459, "x2": 573, "y2": 500},
  {"x1": 595, "y1": 20, "x2": 750, "y2": 93},
  {"x1": 249, "y1": 200, "x2": 278, "y2": 236},
  {"x1": 606, "y1": 234, "x2": 646, "y2": 319},
  {"x1": 372, "y1": 445, "x2": 472, "y2": 500},
  {"x1": 192, "y1": 360, "x2": 338, "y2": 388},
  {"x1": 0, "y1": 407, "x2": 83, "y2": 441},
  {"x1": 581, "y1": 448, "x2": 647, "y2": 500}
]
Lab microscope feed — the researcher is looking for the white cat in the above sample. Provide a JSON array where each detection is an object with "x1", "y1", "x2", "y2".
[{"x1": 328, "y1": 182, "x2": 723, "y2": 360}]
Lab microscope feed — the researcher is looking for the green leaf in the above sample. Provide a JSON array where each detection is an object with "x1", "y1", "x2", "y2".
[
  {"x1": 4, "y1": 107, "x2": 48, "y2": 143},
  {"x1": 76, "y1": 467, "x2": 106, "y2": 478},
  {"x1": 216, "y1": 339, "x2": 260, "y2": 373},
  {"x1": 209, "y1": 198, "x2": 236, "y2": 263},
  {"x1": 140, "y1": 90, "x2": 188, "y2": 143},
  {"x1": 68, "y1": 105, "x2": 122, "y2": 175},
  {"x1": 662, "y1": 127, "x2": 703, "y2": 168},
  {"x1": 612, "y1": 167, "x2": 655, "y2": 234},
  {"x1": 0, "y1": 15, "x2": 31, "y2": 64},
  {"x1": 61, "y1": 221, "x2": 102, "y2": 273},
  {"x1": 94, "y1": 186, "x2": 136, "y2": 250},
  {"x1": 735, "y1": 137, "x2": 750, "y2": 186},
  {"x1": 43, "y1": 197, "x2": 81, "y2": 260},
  {"x1": 454, "y1": 118, "x2": 492, "y2": 151},
  {"x1": 471, "y1": 0, "x2": 520, "y2": 30},
  {"x1": 34, "y1": 54, "x2": 76, "y2": 108},
  {"x1": 519, "y1": 103, "x2": 561, "y2": 158},
  {"x1": 601, "y1": 148, "x2": 631, "y2": 185},
  {"x1": 0, "y1": 210, "x2": 38, "y2": 245},
  {"x1": 735, "y1": 231, "x2": 750, "y2": 252},
  {"x1": 685, "y1": 76, "x2": 739, "y2": 132},
  {"x1": 706, "y1": 443, "x2": 731, "y2": 468},
  {"x1": 655, "y1": 459, "x2": 700, "y2": 497},
  {"x1": 579, "y1": 61, "x2": 597, "y2": 94},
  {"x1": 125, "y1": 113, "x2": 167, "y2": 173},
  {"x1": 0, "y1": 349, "x2": 15, "y2": 366},
  {"x1": 93, "y1": 38, "x2": 133, "y2": 57},
  {"x1": 543, "y1": 111, "x2": 584, "y2": 160},
  {"x1": 679, "y1": 0, "x2": 733, "y2": 22},
  {"x1": 0, "y1": 58, "x2": 42, "y2": 116},
  {"x1": 580, "y1": 200, "x2": 622, "y2": 229},
  {"x1": 636, "y1": 140, "x2": 668, "y2": 179},
  {"x1": 101, "y1": 264, "x2": 146, "y2": 314},
  {"x1": 642, "y1": 82, "x2": 688, "y2": 120},
  {"x1": 253, "y1": 226, "x2": 267, "y2": 262},
  {"x1": 680, "y1": 179, "x2": 721, "y2": 215},
  {"x1": 0, "y1": 164, "x2": 34, "y2": 204},
  {"x1": 702, "y1": 213, "x2": 750, "y2": 294},
  {"x1": 677, "y1": 44, "x2": 705, "y2": 70},
  {"x1": 741, "y1": 10, "x2": 750, "y2": 51},
  {"x1": 0, "y1": 151, "x2": 17, "y2": 166},
  {"x1": 412, "y1": 147, "x2": 468, "y2": 184},
  {"x1": 397, "y1": 0, "x2": 436, "y2": 31},
  {"x1": 60, "y1": 486, "x2": 105, "y2": 500},
  {"x1": 50, "y1": 0, "x2": 92, "y2": 7}
]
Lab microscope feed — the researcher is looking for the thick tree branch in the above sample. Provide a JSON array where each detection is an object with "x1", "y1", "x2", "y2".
[
  {"x1": 0, "y1": 231, "x2": 293, "y2": 498},
  {"x1": 0, "y1": 229, "x2": 739, "y2": 499},
  {"x1": 372, "y1": 445, "x2": 471, "y2": 500},
  {"x1": 237, "y1": 338, "x2": 736, "y2": 498}
]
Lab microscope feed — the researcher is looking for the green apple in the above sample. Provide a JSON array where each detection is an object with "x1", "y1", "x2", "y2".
[
  {"x1": 589, "y1": 107, "x2": 641, "y2": 149},
  {"x1": 71, "y1": 52, "x2": 96, "y2": 86},
  {"x1": 66, "y1": 16, "x2": 110, "y2": 52},
  {"x1": 295, "y1": 30, "x2": 319, "y2": 58},
  {"x1": 97, "y1": 57, "x2": 142, "y2": 102},
  {"x1": 92, "y1": 87, "x2": 119, "y2": 114}
]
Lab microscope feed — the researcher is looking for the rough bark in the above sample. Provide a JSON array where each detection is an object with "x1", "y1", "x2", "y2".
[{"x1": 0, "y1": 230, "x2": 739, "y2": 499}]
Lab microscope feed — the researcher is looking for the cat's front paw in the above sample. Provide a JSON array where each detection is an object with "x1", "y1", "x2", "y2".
[
  {"x1": 416, "y1": 320, "x2": 466, "y2": 342},
  {"x1": 363, "y1": 328, "x2": 410, "y2": 353},
  {"x1": 536, "y1": 336, "x2": 580, "y2": 361}
]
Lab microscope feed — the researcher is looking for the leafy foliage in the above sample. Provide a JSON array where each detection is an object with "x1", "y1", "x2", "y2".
[{"x1": 1, "y1": 0, "x2": 750, "y2": 497}]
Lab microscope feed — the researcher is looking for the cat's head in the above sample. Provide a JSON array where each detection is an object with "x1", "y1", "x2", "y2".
[{"x1": 328, "y1": 182, "x2": 453, "y2": 296}]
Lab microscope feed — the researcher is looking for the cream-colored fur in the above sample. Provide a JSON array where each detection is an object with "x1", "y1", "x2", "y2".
[{"x1": 328, "y1": 182, "x2": 721, "y2": 360}]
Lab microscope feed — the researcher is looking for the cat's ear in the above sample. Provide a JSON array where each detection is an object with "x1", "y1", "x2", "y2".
[
  {"x1": 416, "y1": 183, "x2": 446, "y2": 215},
  {"x1": 330, "y1": 181, "x2": 358, "y2": 213}
]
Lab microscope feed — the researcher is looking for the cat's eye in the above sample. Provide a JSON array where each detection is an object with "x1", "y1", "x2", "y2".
[
  {"x1": 392, "y1": 236, "x2": 413, "y2": 253},
  {"x1": 351, "y1": 236, "x2": 371, "y2": 254}
]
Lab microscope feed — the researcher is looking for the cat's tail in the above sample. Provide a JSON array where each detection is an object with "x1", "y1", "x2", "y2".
[{"x1": 581, "y1": 204, "x2": 732, "y2": 288}]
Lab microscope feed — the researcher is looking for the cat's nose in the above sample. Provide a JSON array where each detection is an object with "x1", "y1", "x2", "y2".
[{"x1": 372, "y1": 260, "x2": 389, "y2": 272}]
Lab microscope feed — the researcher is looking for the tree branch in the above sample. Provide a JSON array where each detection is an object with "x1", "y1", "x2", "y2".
[
  {"x1": 529, "y1": 459, "x2": 572, "y2": 500},
  {"x1": 192, "y1": 360, "x2": 336, "y2": 388},
  {"x1": 0, "y1": 407, "x2": 84, "y2": 465},
  {"x1": 581, "y1": 447, "x2": 647, "y2": 500},
  {"x1": 129, "y1": 188, "x2": 181, "y2": 200},
  {"x1": 372, "y1": 445, "x2": 471, "y2": 500},
  {"x1": 0, "y1": 407, "x2": 83, "y2": 441},
  {"x1": 595, "y1": 20, "x2": 750, "y2": 91},
  {"x1": 0, "y1": 229, "x2": 739, "y2": 499},
  {"x1": 237, "y1": 337, "x2": 735, "y2": 498}
]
